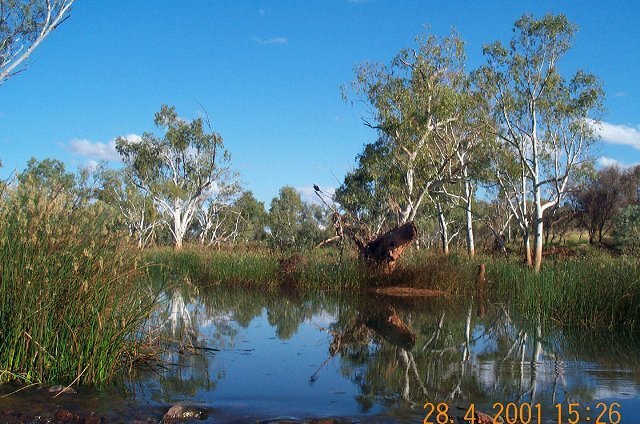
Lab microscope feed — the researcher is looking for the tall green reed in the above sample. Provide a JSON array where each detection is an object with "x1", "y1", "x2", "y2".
[
  {"x1": 0, "y1": 186, "x2": 154, "y2": 385},
  {"x1": 488, "y1": 256, "x2": 640, "y2": 328}
]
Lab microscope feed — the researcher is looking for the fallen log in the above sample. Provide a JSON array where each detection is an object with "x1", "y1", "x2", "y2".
[
  {"x1": 366, "y1": 286, "x2": 445, "y2": 298},
  {"x1": 359, "y1": 221, "x2": 417, "y2": 273}
]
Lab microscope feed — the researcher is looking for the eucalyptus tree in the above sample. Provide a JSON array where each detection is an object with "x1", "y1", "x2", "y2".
[
  {"x1": 345, "y1": 31, "x2": 470, "y2": 227},
  {"x1": 196, "y1": 179, "x2": 242, "y2": 247},
  {"x1": 268, "y1": 186, "x2": 327, "y2": 250},
  {"x1": 116, "y1": 105, "x2": 233, "y2": 249},
  {"x1": 18, "y1": 157, "x2": 99, "y2": 209},
  {"x1": 335, "y1": 137, "x2": 399, "y2": 236},
  {"x1": 268, "y1": 186, "x2": 302, "y2": 249},
  {"x1": 99, "y1": 168, "x2": 160, "y2": 249},
  {"x1": 476, "y1": 14, "x2": 604, "y2": 271},
  {"x1": 1, "y1": 0, "x2": 75, "y2": 84},
  {"x1": 345, "y1": 31, "x2": 489, "y2": 257},
  {"x1": 431, "y1": 88, "x2": 492, "y2": 257},
  {"x1": 572, "y1": 165, "x2": 640, "y2": 245},
  {"x1": 233, "y1": 191, "x2": 268, "y2": 243},
  {"x1": 18, "y1": 157, "x2": 75, "y2": 195}
]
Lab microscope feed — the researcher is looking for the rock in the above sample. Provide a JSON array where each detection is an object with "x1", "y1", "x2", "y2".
[
  {"x1": 53, "y1": 408, "x2": 103, "y2": 423},
  {"x1": 163, "y1": 404, "x2": 207, "y2": 421},
  {"x1": 48, "y1": 385, "x2": 77, "y2": 394}
]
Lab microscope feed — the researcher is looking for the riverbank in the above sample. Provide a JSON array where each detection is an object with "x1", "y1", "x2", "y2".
[{"x1": 145, "y1": 245, "x2": 640, "y2": 329}]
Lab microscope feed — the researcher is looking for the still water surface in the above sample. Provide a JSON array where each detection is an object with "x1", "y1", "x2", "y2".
[
  {"x1": 131, "y1": 285, "x2": 640, "y2": 422},
  {"x1": 2, "y1": 284, "x2": 640, "y2": 423}
]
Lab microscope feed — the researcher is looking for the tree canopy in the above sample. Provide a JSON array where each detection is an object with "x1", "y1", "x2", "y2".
[{"x1": 116, "y1": 105, "x2": 233, "y2": 249}]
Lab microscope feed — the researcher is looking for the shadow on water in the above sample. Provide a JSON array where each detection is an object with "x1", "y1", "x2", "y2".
[{"x1": 2, "y1": 280, "x2": 640, "y2": 423}]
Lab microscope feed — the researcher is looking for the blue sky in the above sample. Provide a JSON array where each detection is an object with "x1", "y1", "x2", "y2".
[{"x1": 1, "y1": 0, "x2": 640, "y2": 204}]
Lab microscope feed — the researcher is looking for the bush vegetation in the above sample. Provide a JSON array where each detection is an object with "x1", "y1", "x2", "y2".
[{"x1": 145, "y1": 245, "x2": 640, "y2": 329}]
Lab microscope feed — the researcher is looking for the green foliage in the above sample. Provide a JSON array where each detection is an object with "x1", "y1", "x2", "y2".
[
  {"x1": 116, "y1": 105, "x2": 234, "y2": 248},
  {"x1": 116, "y1": 105, "x2": 229, "y2": 198},
  {"x1": 267, "y1": 186, "x2": 329, "y2": 250},
  {"x1": 612, "y1": 205, "x2": 640, "y2": 255},
  {"x1": 344, "y1": 30, "x2": 473, "y2": 224},
  {"x1": 0, "y1": 184, "x2": 154, "y2": 385},
  {"x1": 335, "y1": 138, "x2": 398, "y2": 235},
  {"x1": 489, "y1": 256, "x2": 640, "y2": 328},
  {"x1": 18, "y1": 157, "x2": 75, "y2": 193},
  {"x1": 17, "y1": 157, "x2": 98, "y2": 208},
  {"x1": 234, "y1": 191, "x2": 268, "y2": 242}
]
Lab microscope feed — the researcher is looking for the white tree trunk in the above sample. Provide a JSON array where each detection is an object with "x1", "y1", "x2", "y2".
[
  {"x1": 533, "y1": 189, "x2": 544, "y2": 272},
  {"x1": 173, "y1": 206, "x2": 186, "y2": 250},
  {"x1": 464, "y1": 177, "x2": 475, "y2": 257},
  {"x1": 521, "y1": 171, "x2": 533, "y2": 268},
  {"x1": 436, "y1": 201, "x2": 449, "y2": 256}
]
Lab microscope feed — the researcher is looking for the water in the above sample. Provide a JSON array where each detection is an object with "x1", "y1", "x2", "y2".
[{"x1": 2, "y1": 284, "x2": 640, "y2": 423}]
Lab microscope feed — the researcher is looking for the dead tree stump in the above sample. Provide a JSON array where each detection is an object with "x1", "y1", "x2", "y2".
[{"x1": 359, "y1": 221, "x2": 417, "y2": 274}]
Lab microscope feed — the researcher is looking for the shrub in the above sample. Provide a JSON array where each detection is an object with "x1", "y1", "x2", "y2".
[{"x1": 612, "y1": 204, "x2": 640, "y2": 255}]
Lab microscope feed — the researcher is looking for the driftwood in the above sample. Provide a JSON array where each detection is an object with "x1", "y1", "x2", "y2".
[
  {"x1": 311, "y1": 186, "x2": 417, "y2": 273},
  {"x1": 359, "y1": 221, "x2": 417, "y2": 273},
  {"x1": 367, "y1": 286, "x2": 445, "y2": 298}
]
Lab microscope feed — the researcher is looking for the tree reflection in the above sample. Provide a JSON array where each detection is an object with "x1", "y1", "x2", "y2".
[{"x1": 137, "y1": 283, "x2": 640, "y2": 417}]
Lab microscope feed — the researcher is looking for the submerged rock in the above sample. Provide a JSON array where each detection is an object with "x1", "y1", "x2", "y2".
[
  {"x1": 53, "y1": 408, "x2": 103, "y2": 423},
  {"x1": 47, "y1": 385, "x2": 77, "y2": 394},
  {"x1": 163, "y1": 404, "x2": 207, "y2": 421}
]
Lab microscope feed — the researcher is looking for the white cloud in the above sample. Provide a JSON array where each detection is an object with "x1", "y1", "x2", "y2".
[
  {"x1": 297, "y1": 185, "x2": 336, "y2": 206},
  {"x1": 81, "y1": 159, "x2": 101, "y2": 171},
  {"x1": 590, "y1": 120, "x2": 640, "y2": 150},
  {"x1": 68, "y1": 134, "x2": 141, "y2": 162},
  {"x1": 597, "y1": 156, "x2": 640, "y2": 169},
  {"x1": 253, "y1": 37, "x2": 287, "y2": 45}
]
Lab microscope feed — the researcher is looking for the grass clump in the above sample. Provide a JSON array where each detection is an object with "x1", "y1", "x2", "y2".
[
  {"x1": 488, "y1": 255, "x2": 640, "y2": 328},
  {"x1": 146, "y1": 245, "x2": 280, "y2": 288},
  {"x1": 145, "y1": 246, "x2": 368, "y2": 291},
  {"x1": 144, "y1": 243, "x2": 640, "y2": 329},
  {"x1": 0, "y1": 187, "x2": 154, "y2": 385}
]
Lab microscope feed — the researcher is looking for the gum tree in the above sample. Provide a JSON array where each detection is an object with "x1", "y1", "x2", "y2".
[
  {"x1": 99, "y1": 168, "x2": 160, "y2": 249},
  {"x1": 345, "y1": 31, "x2": 469, "y2": 227},
  {"x1": 1, "y1": 0, "x2": 75, "y2": 84},
  {"x1": 345, "y1": 30, "x2": 490, "y2": 256},
  {"x1": 116, "y1": 105, "x2": 232, "y2": 249},
  {"x1": 477, "y1": 14, "x2": 604, "y2": 271}
]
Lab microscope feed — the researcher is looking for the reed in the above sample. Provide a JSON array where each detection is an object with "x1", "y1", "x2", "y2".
[
  {"x1": 488, "y1": 256, "x2": 640, "y2": 328},
  {"x1": 144, "y1": 245, "x2": 640, "y2": 328},
  {"x1": 0, "y1": 188, "x2": 155, "y2": 385},
  {"x1": 146, "y1": 245, "x2": 280, "y2": 288}
]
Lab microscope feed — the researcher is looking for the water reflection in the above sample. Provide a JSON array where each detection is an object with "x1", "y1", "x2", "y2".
[{"x1": 137, "y1": 284, "x2": 640, "y2": 421}]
